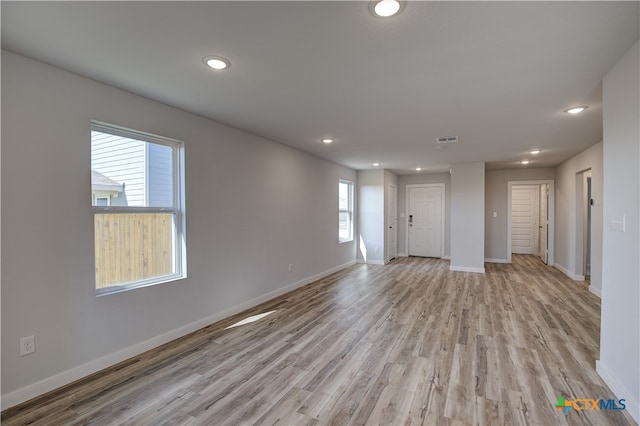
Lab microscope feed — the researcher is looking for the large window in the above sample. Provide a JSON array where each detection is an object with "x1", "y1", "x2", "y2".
[
  {"x1": 91, "y1": 121, "x2": 186, "y2": 295},
  {"x1": 339, "y1": 180, "x2": 354, "y2": 243}
]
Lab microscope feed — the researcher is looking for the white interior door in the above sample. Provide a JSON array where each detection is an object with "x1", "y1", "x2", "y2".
[
  {"x1": 511, "y1": 185, "x2": 539, "y2": 254},
  {"x1": 408, "y1": 186, "x2": 442, "y2": 258},
  {"x1": 539, "y1": 184, "x2": 549, "y2": 264},
  {"x1": 387, "y1": 184, "x2": 397, "y2": 261}
]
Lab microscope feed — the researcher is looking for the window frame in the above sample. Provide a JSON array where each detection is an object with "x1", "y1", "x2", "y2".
[
  {"x1": 91, "y1": 121, "x2": 186, "y2": 296},
  {"x1": 338, "y1": 179, "x2": 354, "y2": 243}
]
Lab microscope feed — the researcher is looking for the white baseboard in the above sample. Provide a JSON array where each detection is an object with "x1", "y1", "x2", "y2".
[
  {"x1": 596, "y1": 360, "x2": 639, "y2": 423},
  {"x1": 449, "y1": 265, "x2": 486, "y2": 273},
  {"x1": 554, "y1": 263, "x2": 585, "y2": 281},
  {"x1": 589, "y1": 285, "x2": 602, "y2": 298},
  {"x1": 0, "y1": 260, "x2": 356, "y2": 410},
  {"x1": 442, "y1": 255, "x2": 451, "y2": 260},
  {"x1": 485, "y1": 258, "x2": 509, "y2": 263}
]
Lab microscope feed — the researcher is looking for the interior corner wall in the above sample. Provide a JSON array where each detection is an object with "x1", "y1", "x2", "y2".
[
  {"x1": 383, "y1": 170, "x2": 398, "y2": 263},
  {"x1": 450, "y1": 162, "x2": 485, "y2": 272},
  {"x1": 397, "y1": 173, "x2": 451, "y2": 257},
  {"x1": 599, "y1": 40, "x2": 640, "y2": 423},
  {"x1": 555, "y1": 142, "x2": 603, "y2": 289},
  {"x1": 357, "y1": 169, "x2": 385, "y2": 264},
  {"x1": 484, "y1": 168, "x2": 556, "y2": 262},
  {"x1": 1, "y1": 50, "x2": 357, "y2": 406}
]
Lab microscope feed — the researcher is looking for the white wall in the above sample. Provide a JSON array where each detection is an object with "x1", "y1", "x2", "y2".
[
  {"x1": 357, "y1": 169, "x2": 385, "y2": 264},
  {"x1": 450, "y1": 162, "x2": 485, "y2": 272},
  {"x1": 485, "y1": 168, "x2": 556, "y2": 262},
  {"x1": 599, "y1": 40, "x2": 639, "y2": 423},
  {"x1": 397, "y1": 173, "x2": 451, "y2": 257},
  {"x1": 1, "y1": 50, "x2": 357, "y2": 406},
  {"x1": 555, "y1": 142, "x2": 603, "y2": 290}
]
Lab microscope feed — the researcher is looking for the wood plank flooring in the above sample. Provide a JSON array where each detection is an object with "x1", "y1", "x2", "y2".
[{"x1": 2, "y1": 255, "x2": 636, "y2": 425}]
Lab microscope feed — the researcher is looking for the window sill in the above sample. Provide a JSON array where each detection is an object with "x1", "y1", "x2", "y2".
[{"x1": 96, "y1": 273, "x2": 186, "y2": 297}]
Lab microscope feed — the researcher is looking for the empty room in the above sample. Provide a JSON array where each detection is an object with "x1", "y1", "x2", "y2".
[{"x1": 1, "y1": 1, "x2": 639, "y2": 425}]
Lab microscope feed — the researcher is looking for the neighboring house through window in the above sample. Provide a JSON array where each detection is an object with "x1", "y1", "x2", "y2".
[
  {"x1": 91, "y1": 121, "x2": 186, "y2": 294},
  {"x1": 91, "y1": 169, "x2": 122, "y2": 206}
]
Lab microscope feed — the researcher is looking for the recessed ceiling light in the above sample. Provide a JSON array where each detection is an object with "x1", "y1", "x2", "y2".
[
  {"x1": 371, "y1": 0, "x2": 402, "y2": 17},
  {"x1": 564, "y1": 106, "x2": 588, "y2": 114},
  {"x1": 203, "y1": 56, "x2": 230, "y2": 70},
  {"x1": 529, "y1": 150, "x2": 541, "y2": 155},
  {"x1": 415, "y1": 167, "x2": 422, "y2": 171},
  {"x1": 521, "y1": 160, "x2": 530, "y2": 165},
  {"x1": 321, "y1": 138, "x2": 334, "y2": 144},
  {"x1": 373, "y1": 162, "x2": 380, "y2": 167}
]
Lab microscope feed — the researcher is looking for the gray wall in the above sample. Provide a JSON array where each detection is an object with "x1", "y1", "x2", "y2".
[
  {"x1": 555, "y1": 142, "x2": 603, "y2": 291},
  {"x1": 383, "y1": 170, "x2": 398, "y2": 263},
  {"x1": 450, "y1": 162, "x2": 485, "y2": 271},
  {"x1": 600, "y1": 40, "x2": 639, "y2": 422},
  {"x1": 357, "y1": 169, "x2": 385, "y2": 264},
  {"x1": 484, "y1": 168, "x2": 556, "y2": 261},
  {"x1": 1, "y1": 51, "x2": 357, "y2": 402},
  {"x1": 397, "y1": 173, "x2": 451, "y2": 257}
]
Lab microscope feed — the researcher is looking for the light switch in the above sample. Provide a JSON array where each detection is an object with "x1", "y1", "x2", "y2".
[{"x1": 493, "y1": 212, "x2": 498, "y2": 218}]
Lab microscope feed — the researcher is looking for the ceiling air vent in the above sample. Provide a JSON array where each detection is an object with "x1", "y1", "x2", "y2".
[{"x1": 436, "y1": 136, "x2": 459, "y2": 145}]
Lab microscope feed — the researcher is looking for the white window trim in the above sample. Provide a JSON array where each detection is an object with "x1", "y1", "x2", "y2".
[
  {"x1": 91, "y1": 121, "x2": 187, "y2": 296},
  {"x1": 339, "y1": 179, "x2": 354, "y2": 243}
]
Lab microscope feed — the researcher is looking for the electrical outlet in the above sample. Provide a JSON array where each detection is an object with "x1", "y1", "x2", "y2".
[
  {"x1": 288, "y1": 264, "x2": 293, "y2": 273},
  {"x1": 20, "y1": 336, "x2": 35, "y2": 356}
]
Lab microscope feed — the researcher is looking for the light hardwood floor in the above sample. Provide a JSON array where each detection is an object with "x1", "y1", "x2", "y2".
[{"x1": 2, "y1": 255, "x2": 636, "y2": 425}]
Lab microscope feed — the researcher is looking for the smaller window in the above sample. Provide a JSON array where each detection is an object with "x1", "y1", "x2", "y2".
[
  {"x1": 339, "y1": 180, "x2": 354, "y2": 243},
  {"x1": 95, "y1": 196, "x2": 110, "y2": 206}
]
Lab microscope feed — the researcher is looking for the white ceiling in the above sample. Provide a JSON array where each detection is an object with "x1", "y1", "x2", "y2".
[{"x1": 2, "y1": 1, "x2": 638, "y2": 174}]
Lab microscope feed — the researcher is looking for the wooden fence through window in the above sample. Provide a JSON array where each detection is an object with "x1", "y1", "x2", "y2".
[{"x1": 94, "y1": 213, "x2": 174, "y2": 289}]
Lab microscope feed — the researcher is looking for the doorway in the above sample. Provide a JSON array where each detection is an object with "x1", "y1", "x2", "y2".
[
  {"x1": 387, "y1": 184, "x2": 397, "y2": 262},
  {"x1": 585, "y1": 175, "x2": 592, "y2": 278},
  {"x1": 539, "y1": 183, "x2": 550, "y2": 264},
  {"x1": 406, "y1": 184, "x2": 445, "y2": 258},
  {"x1": 507, "y1": 180, "x2": 555, "y2": 265},
  {"x1": 576, "y1": 169, "x2": 592, "y2": 280}
]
